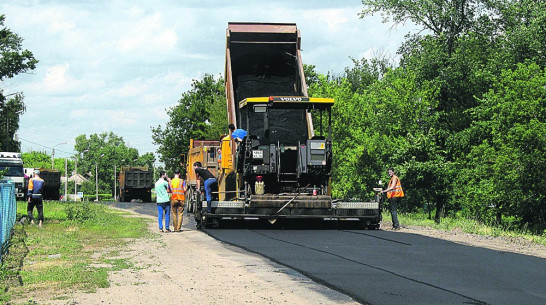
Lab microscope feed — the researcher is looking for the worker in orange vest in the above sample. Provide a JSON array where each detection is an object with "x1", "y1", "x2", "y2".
[
  {"x1": 170, "y1": 169, "x2": 186, "y2": 232},
  {"x1": 381, "y1": 167, "x2": 404, "y2": 230}
]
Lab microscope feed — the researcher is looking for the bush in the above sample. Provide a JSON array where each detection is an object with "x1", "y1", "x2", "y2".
[{"x1": 65, "y1": 201, "x2": 101, "y2": 223}]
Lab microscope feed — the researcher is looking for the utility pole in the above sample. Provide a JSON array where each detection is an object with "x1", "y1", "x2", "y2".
[
  {"x1": 96, "y1": 153, "x2": 104, "y2": 202},
  {"x1": 95, "y1": 161, "x2": 98, "y2": 202},
  {"x1": 114, "y1": 164, "x2": 117, "y2": 201},
  {"x1": 74, "y1": 158, "x2": 78, "y2": 199},
  {"x1": 64, "y1": 158, "x2": 68, "y2": 201},
  {"x1": 51, "y1": 142, "x2": 67, "y2": 168}
]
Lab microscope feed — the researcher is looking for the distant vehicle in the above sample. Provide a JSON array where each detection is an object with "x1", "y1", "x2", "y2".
[
  {"x1": 0, "y1": 152, "x2": 25, "y2": 198},
  {"x1": 24, "y1": 167, "x2": 62, "y2": 200},
  {"x1": 118, "y1": 166, "x2": 153, "y2": 202},
  {"x1": 37, "y1": 168, "x2": 62, "y2": 200}
]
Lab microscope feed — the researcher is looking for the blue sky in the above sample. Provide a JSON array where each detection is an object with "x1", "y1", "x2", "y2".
[{"x1": 0, "y1": 0, "x2": 412, "y2": 161}]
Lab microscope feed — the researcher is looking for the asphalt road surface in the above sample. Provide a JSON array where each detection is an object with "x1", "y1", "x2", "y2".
[{"x1": 110, "y1": 201, "x2": 546, "y2": 305}]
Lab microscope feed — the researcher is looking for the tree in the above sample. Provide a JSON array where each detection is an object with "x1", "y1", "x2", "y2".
[
  {"x1": 151, "y1": 74, "x2": 226, "y2": 169},
  {"x1": 344, "y1": 56, "x2": 392, "y2": 94},
  {"x1": 0, "y1": 14, "x2": 38, "y2": 151},
  {"x1": 457, "y1": 63, "x2": 546, "y2": 232},
  {"x1": 0, "y1": 93, "x2": 25, "y2": 151},
  {"x1": 0, "y1": 14, "x2": 37, "y2": 81},
  {"x1": 303, "y1": 64, "x2": 320, "y2": 88},
  {"x1": 22, "y1": 151, "x2": 74, "y2": 176},
  {"x1": 360, "y1": 0, "x2": 497, "y2": 56},
  {"x1": 74, "y1": 132, "x2": 154, "y2": 195},
  {"x1": 358, "y1": 0, "x2": 503, "y2": 222},
  {"x1": 492, "y1": 0, "x2": 546, "y2": 69}
]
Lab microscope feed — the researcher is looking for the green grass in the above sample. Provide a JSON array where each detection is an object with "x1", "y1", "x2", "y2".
[
  {"x1": 386, "y1": 211, "x2": 546, "y2": 246},
  {"x1": 0, "y1": 200, "x2": 152, "y2": 304}
]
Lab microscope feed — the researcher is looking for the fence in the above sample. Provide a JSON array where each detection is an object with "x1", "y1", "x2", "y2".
[{"x1": 0, "y1": 181, "x2": 16, "y2": 263}]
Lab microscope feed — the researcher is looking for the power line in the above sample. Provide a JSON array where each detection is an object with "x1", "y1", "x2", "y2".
[{"x1": 19, "y1": 137, "x2": 75, "y2": 155}]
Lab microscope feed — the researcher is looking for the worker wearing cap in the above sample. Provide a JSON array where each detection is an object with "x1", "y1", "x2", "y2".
[{"x1": 27, "y1": 169, "x2": 45, "y2": 227}]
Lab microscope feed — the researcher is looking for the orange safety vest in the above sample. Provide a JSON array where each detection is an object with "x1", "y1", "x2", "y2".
[
  {"x1": 170, "y1": 177, "x2": 185, "y2": 200},
  {"x1": 387, "y1": 175, "x2": 404, "y2": 198}
]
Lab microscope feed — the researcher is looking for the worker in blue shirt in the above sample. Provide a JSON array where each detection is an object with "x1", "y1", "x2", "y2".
[{"x1": 229, "y1": 123, "x2": 247, "y2": 143}]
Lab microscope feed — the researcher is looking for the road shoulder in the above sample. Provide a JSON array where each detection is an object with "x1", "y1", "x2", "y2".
[{"x1": 52, "y1": 210, "x2": 359, "y2": 305}]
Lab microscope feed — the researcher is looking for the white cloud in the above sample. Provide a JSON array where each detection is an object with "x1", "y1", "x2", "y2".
[
  {"x1": 43, "y1": 63, "x2": 70, "y2": 92},
  {"x1": 117, "y1": 12, "x2": 178, "y2": 54},
  {"x1": 27, "y1": 63, "x2": 105, "y2": 97},
  {"x1": 69, "y1": 109, "x2": 86, "y2": 120}
]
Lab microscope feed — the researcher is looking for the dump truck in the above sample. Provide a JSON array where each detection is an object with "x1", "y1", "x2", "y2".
[
  {"x1": 35, "y1": 168, "x2": 62, "y2": 200},
  {"x1": 187, "y1": 22, "x2": 381, "y2": 229},
  {"x1": 0, "y1": 152, "x2": 25, "y2": 199},
  {"x1": 184, "y1": 139, "x2": 221, "y2": 213},
  {"x1": 24, "y1": 168, "x2": 61, "y2": 200},
  {"x1": 118, "y1": 166, "x2": 153, "y2": 202}
]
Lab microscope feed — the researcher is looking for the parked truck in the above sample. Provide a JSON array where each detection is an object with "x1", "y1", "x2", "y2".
[
  {"x1": 37, "y1": 168, "x2": 61, "y2": 200},
  {"x1": 0, "y1": 152, "x2": 25, "y2": 199},
  {"x1": 186, "y1": 23, "x2": 381, "y2": 229},
  {"x1": 118, "y1": 166, "x2": 153, "y2": 202},
  {"x1": 23, "y1": 168, "x2": 62, "y2": 200}
]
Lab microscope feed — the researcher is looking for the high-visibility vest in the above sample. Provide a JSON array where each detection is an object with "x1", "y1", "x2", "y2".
[
  {"x1": 387, "y1": 175, "x2": 404, "y2": 198},
  {"x1": 170, "y1": 177, "x2": 185, "y2": 200}
]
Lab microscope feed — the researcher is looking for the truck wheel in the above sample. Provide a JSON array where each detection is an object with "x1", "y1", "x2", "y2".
[
  {"x1": 211, "y1": 218, "x2": 220, "y2": 229},
  {"x1": 186, "y1": 189, "x2": 193, "y2": 213},
  {"x1": 202, "y1": 214, "x2": 210, "y2": 229},
  {"x1": 195, "y1": 209, "x2": 202, "y2": 229}
]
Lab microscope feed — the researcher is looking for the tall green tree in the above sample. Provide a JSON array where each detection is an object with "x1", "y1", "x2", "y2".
[
  {"x1": 74, "y1": 132, "x2": 154, "y2": 195},
  {"x1": 151, "y1": 74, "x2": 226, "y2": 169},
  {"x1": 359, "y1": 0, "x2": 503, "y2": 222},
  {"x1": 0, "y1": 93, "x2": 25, "y2": 151},
  {"x1": 457, "y1": 63, "x2": 546, "y2": 232},
  {"x1": 0, "y1": 14, "x2": 38, "y2": 151}
]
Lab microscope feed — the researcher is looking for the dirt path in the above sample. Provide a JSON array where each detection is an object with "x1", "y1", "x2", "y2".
[{"x1": 50, "y1": 212, "x2": 359, "y2": 305}]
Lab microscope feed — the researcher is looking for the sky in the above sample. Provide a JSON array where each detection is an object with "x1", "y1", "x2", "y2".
[{"x1": 0, "y1": 0, "x2": 412, "y2": 162}]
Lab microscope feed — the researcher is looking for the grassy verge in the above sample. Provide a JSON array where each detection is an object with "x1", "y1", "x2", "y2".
[
  {"x1": 385, "y1": 211, "x2": 546, "y2": 246},
  {"x1": 0, "y1": 200, "x2": 152, "y2": 304}
]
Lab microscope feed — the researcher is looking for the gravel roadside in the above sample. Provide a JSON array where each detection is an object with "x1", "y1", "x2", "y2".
[{"x1": 50, "y1": 208, "x2": 360, "y2": 305}]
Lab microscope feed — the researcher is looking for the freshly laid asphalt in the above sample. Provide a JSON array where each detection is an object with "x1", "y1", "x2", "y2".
[{"x1": 110, "y1": 201, "x2": 546, "y2": 305}]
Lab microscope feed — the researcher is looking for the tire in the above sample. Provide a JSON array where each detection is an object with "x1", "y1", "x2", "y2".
[
  {"x1": 186, "y1": 188, "x2": 194, "y2": 213},
  {"x1": 203, "y1": 214, "x2": 210, "y2": 229}
]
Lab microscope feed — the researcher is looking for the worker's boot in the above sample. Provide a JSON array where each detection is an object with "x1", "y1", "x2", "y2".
[{"x1": 207, "y1": 200, "x2": 212, "y2": 214}]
